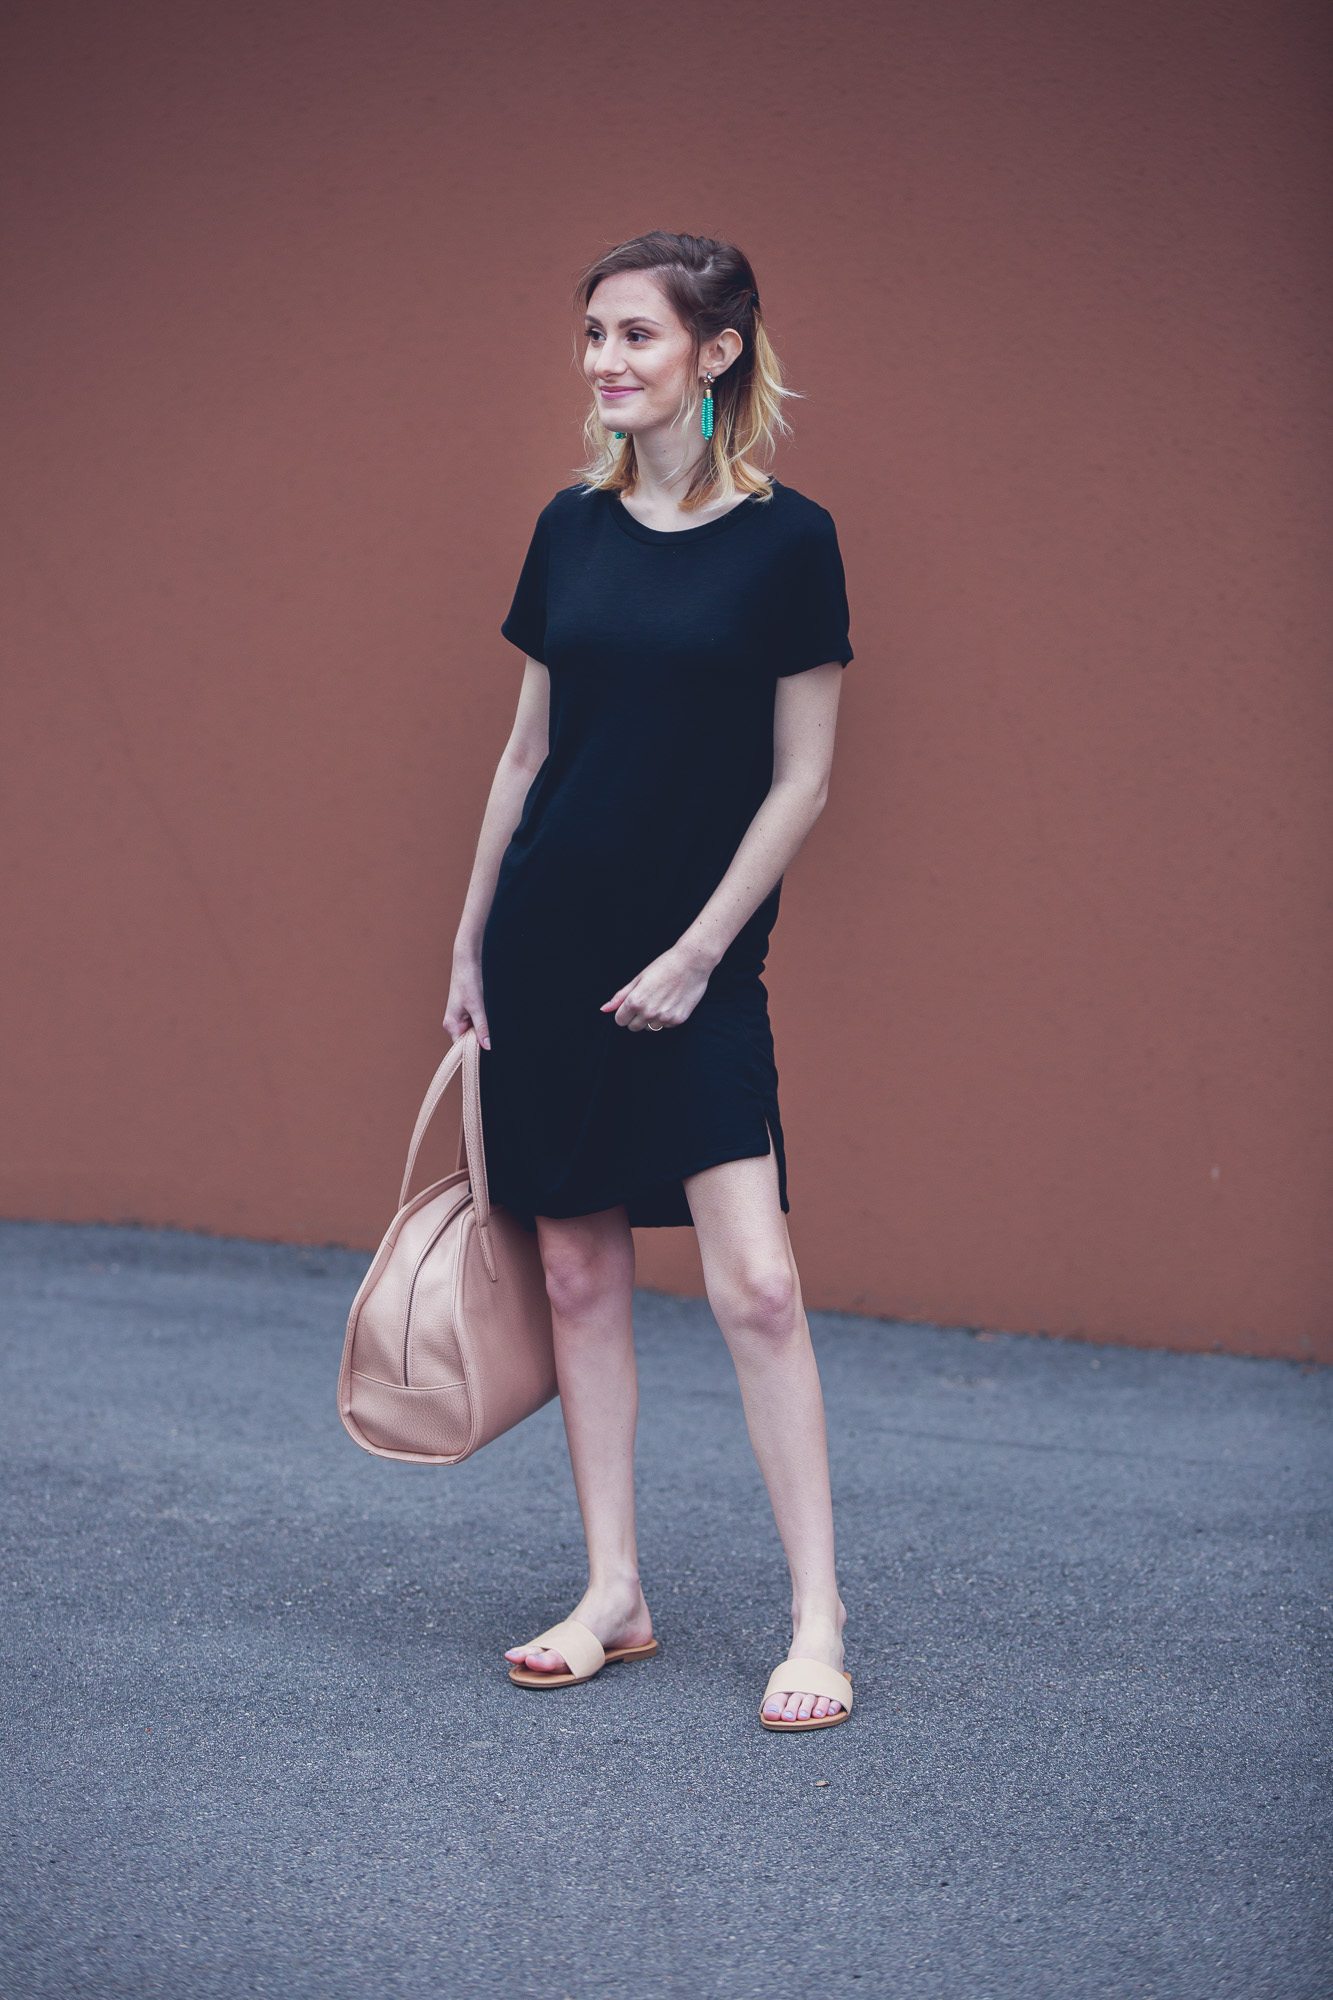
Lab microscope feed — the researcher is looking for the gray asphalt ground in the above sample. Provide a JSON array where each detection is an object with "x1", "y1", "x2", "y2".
[{"x1": 1, "y1": 1219, "x2": 1329, "y2": 2000}]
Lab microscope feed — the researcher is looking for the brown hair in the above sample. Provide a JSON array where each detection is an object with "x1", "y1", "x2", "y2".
[{"x1": 575, "y1": 231, "x2": 793, "y2": 510}]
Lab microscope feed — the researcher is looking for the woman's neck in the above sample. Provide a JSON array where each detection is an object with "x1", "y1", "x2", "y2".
[
  {"x1": 628, "y1": 420, "x2": 706, "y2": 506},
  {"x1": 619, "y1": 421, "x2": 748, "y2": 533}
]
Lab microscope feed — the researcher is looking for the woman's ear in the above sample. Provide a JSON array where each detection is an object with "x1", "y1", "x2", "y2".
[{"x1": 703, "y1": 327, "x2": 744, "y2": 378}]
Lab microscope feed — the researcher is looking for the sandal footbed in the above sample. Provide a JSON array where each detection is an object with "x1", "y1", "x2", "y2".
[
  {"x1": 760, "y1": 1706, "x2": 851, "y2": 1731},
  {"x1": 507, "y1": 1638, "x2": 659, "y2": 1687}
]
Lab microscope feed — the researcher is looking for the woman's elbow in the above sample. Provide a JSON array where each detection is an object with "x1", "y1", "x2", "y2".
[
  {"x1": 772, "y1": 769, "x2": 830, "y2": 822},
  {"x1": 503, "y1": 739, "x2": 546, "y2": 782},
  {"x1": 802, "y1": 774, "x2": 830, "y2": 821}
]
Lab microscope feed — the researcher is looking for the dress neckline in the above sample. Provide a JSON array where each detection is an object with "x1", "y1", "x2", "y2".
[{"x1": 609, "y1": 482, "x2": 774, "y2": 546}]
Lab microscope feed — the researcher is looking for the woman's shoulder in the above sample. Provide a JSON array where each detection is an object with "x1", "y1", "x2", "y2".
[
  {"x1": 759, "y1": 479, "x2": 841, "y2": 544},
  {"x1": 530, "y1": 483, "x2": 604, "y2": 533}
]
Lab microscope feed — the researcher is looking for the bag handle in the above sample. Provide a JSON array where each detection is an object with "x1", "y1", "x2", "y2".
[{"x1": 397, "y1": 1030, "x2": 497, "y2": 1279}]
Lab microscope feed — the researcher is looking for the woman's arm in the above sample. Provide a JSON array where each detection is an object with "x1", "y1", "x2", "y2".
[
  {"x1": 603, "y1": 661, "x2": 844, "y2": 1032},
  {"x1": 443, "y1": 660, "x2": 550, "y2": 1047}
]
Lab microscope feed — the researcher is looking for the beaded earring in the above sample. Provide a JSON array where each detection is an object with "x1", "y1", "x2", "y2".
[
  {"x1": 613, "y1": 432, "x2": 626, "y2": 440},
  {"x1": 701, "y1": 372, "x2": 715, "y2": 441}
]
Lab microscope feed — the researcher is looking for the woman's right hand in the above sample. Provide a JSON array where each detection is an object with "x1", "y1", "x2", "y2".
[{"x1": 443, "y1": 953, "x2": 491, "y2": 1049}]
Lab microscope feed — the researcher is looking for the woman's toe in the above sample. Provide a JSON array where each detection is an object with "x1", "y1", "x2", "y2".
[
  {"x1": 763, "y1": 1684, "x2": 844, "y2": 1720},
  {"x1": 766, "y1": 1686, "x2": 849, "y2": 1721},
  {"x1": 508, "y1": 1645, "x2": 548, "y2": 1669}
]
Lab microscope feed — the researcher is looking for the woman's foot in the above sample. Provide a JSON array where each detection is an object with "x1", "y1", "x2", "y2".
[
  {"x1": 504, "y1": 1577, "x2": 653, "y2": 1675},
  {"x1": 762, "y1": 1599, "x2": 848, "y2": 1724}
]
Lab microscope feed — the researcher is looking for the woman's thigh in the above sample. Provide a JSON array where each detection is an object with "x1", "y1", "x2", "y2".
[{"x1": 683, "y1": 1134, "x2": 800, "y2": 1304}]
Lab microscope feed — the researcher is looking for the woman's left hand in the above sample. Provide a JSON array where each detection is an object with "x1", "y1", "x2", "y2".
[{"x1": 601, "y1": 943, "x2": 713, "y2": 1033}]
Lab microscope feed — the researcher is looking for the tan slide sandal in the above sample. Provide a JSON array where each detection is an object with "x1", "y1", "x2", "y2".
[
  {"x1": 759, "y1": 1657, "x2": 854, "y2": 1731},
  {"x1": 507, "y1": 1617, "x2": 659, "y2": 1688}
]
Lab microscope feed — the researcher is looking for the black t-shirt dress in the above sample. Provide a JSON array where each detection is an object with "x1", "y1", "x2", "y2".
[{"x1": 479, "y1": 478, "x2": 853, "y2": 1228}]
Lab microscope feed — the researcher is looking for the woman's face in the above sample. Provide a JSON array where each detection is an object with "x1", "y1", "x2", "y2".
[{"x1": 582, "y1": 272, "x2": 705, "y2": 436}]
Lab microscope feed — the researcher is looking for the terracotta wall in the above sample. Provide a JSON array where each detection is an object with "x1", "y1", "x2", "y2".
[{"x1": 2, "y1": 1, "x2": 1330, "y2": 1358}]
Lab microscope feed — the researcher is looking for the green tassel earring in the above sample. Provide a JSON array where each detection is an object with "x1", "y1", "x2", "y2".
[{"x1": 701, "y1": 372, "x2": 715, "y2": 441}]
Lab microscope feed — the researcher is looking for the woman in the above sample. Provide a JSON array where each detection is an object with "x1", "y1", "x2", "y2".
[{"x1": 443, "y1": 232, "x2": 853, "y2": 1731}]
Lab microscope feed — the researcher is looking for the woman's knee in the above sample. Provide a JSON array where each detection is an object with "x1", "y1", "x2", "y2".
[
  {"x1": 712, "y1": 1258, "x2": 799, "y2": 1348},
  {"x1": 539, "y1": 1227, "x2": 628, "y2": 1320}
]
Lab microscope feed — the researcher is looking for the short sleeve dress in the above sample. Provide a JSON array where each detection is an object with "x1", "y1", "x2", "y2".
[{"x1": 479, "y1": 478, "x2": 853, "y2": 1229}]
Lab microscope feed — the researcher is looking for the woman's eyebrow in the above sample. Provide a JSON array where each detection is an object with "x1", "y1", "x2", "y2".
[{"x1": 584, "y1": 314, "x2": 664, "y2": 330}]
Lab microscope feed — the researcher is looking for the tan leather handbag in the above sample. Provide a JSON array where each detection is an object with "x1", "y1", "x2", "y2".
[{"x1": 338, "y1": 1029, "x2": 557, "y2": 1464}]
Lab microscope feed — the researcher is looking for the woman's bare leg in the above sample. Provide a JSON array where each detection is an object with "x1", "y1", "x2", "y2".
[
  {"x1": 504, "y1": 1205, "x2": 653, "y2": 1674},
  {"x1": 685, "y1": 1140, "x2": 846, "y2": 1722}
]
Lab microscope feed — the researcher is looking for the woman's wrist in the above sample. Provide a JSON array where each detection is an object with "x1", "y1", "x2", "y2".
[{"x1": 675, "y1": 927, "x2": 725, "y2": 975}]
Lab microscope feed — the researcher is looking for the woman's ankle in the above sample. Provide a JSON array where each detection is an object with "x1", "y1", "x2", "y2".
[
  {"x1": 582, "y1": 1569, "x2": 644, "y2": 1608},
  {"x1": 570, "y1": 1575, "x2": 653, "y2": 1648},
  {"x1": 790, "y1": 1593, "x2": 846, "y2": 1637}
]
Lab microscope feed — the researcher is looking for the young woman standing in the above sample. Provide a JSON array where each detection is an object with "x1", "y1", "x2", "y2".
[{"x1": 443, "y1": 232, "x2": 854, "y2": 1730}]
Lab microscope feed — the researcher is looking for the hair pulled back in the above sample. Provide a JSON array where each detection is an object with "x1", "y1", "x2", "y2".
[{"x1": 575, "y1": 230, "x2": 792, "y2": 510}]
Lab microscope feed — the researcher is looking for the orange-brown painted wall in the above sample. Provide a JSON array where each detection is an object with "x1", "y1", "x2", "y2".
[{"x1": 2, "y1": 2, "x2": 1330, "y2": 1358}]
